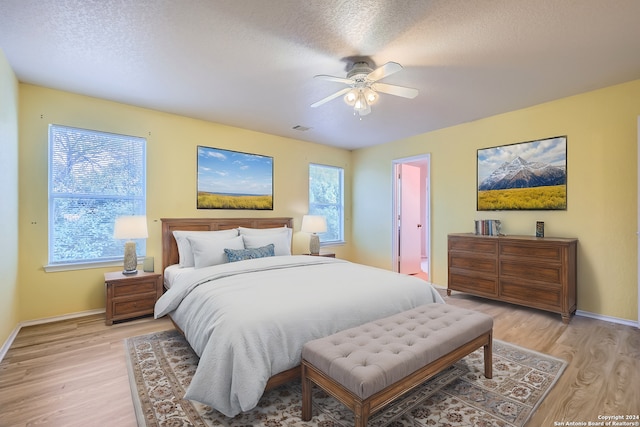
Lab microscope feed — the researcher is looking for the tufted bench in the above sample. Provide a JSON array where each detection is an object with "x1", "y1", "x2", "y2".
[{"x1": 301, "y1": 303, "x2": 493, "y2": 427}]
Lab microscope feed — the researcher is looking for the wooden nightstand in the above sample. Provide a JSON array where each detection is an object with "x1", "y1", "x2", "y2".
[
  {"x1": 104, "y1": 271, "x2": 162, "y2": 325},
  {"x1": 306, "y1": 252, "x2": 336, "y2": 258}
]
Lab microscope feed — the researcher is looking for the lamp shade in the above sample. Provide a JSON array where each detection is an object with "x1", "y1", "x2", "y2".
[
  {"x1": 301, "y1": 215, "x2": 327, "y2": 234},
  {"x1": 114, "y1": 215, "x2": 148, "y2": 240}
]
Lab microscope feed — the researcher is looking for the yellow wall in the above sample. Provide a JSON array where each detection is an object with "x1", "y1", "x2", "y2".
[
  {"x1": 10, "y1": 78, "x2": 640, "y2": 327},
  {"x1": 17, "y1": 84, "x2": 352, "y2": 321},
  {"x1": 0, "y1": 49, "x2": 20, "y2": 346},
  {"x1": 352, "y1": 80, "x2": 640, "y2": 322}
]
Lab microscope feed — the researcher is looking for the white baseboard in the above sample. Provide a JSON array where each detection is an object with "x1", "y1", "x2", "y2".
[
  {"x1": 0, "y1": 325, "x2": 21, "y2": 364},
  {"x1": 438, "y1": 284, "x2": 639, "y2": 329},
  {"x1": 575, "y1": 310, "x2": 639, "y2": 328},
  {"x1": 17, "y1": 308, "x2": 105, "y2": 328},
  {"x1": 0, "y1": 308, "x2": 106, "y2": 363}
]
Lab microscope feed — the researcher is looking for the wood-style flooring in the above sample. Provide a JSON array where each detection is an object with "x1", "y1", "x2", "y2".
[{"x1": 0, "y1": 288, "x2": 638, "y2": 426}]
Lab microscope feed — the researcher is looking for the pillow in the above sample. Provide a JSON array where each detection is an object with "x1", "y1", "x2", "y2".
[
  {"x1": 242, "y1": 233, "x2": 291, "y2": 256},
  {"x1": 187, "y1": 235, "x2": 244, "y2": 269},
  {"x1": 173, "y1": 229, "x2": 239, "y2": 267},
  {"x1": 225, "y1": 244, "x2": 275, "y2": 263},
  {"x1": 238, "y1": 226, "x2": 292, "y2": 239}
]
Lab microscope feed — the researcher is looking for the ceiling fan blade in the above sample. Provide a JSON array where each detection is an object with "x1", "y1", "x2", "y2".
[
  {"x1": 314, "y1": 74, "x2": 354, "y2": 85},
  {"x1": 372, "y1": 82, "x2": 419, "y2": 99},
  {"x1": 310, "y1": 87, "x2": 351, "y2": 108},
  {"x1": 367, "y1": 62, "x2": 403, "y2": 82}
]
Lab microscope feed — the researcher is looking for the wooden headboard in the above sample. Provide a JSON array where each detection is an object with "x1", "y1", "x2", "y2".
[{"x1": 161, "y1": 217, "x2": 294, "y2": 272}]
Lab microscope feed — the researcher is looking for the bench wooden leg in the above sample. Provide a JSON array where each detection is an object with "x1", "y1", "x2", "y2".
[
  {"x1": 484, "y1": 332, "x2": 493, "y2": 379},
  {"x1": 301, "y1": 363, "x2": 312, "y2": 421},
  {"x1": 354, "y1": 400, "x2": 370, "y2": 427}
]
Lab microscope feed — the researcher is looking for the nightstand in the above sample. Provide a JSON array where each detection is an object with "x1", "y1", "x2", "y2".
[
  {"x1": 104, "y1": 271, "x2": 162, "y2": 325},
  {"x1": 306, "y1": 252, "x2": 336, "y2": 258}
]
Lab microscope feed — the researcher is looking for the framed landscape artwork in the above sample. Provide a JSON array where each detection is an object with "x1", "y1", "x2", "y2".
[
  {"x1": 477, "y1": 136, "x2": 567, "y2": 211},
  {"x1": 197, "y1": 146, "x2": 273, "y2": 210}
]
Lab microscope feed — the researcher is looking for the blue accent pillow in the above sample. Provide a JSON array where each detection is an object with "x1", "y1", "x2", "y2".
[{"x1": 224, "y1": 244, "x2": 275, "y2": 263}]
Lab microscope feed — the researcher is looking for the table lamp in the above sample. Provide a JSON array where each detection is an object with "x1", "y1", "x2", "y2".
[
  {"x1": 301, "y1": 215, "x2": 327, "y2": 255},
  {"x1": 114, "y1": 215, "x2": 148, "y2": 274}
]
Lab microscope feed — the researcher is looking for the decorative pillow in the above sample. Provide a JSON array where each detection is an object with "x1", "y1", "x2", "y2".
[
  {"x1": 225, "y1": 244, "x2": 275, "y2": 263},
  {"x1": 187, "y1": 235, "x2": 244, "y2": 269},
  {"x1": 242, "y1": 233, "x2": 291, "y2": 256},
  {"x1": 173, "y1": 229, "x2": 239, "y2": 267}
]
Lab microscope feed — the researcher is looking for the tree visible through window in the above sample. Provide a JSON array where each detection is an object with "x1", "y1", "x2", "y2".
[
  {"x1": 309, "y1": 163, "x2": 344, "y2": 244},
  {"x1": 48, "y1": 125, "x2": 146, "y2": 265}
]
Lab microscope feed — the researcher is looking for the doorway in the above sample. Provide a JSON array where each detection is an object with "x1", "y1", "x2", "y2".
[{"x1": 392, "y1": 154, "x2": 431, "y2": 279}]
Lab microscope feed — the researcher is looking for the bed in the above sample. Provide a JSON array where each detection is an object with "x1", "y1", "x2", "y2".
[{"x1": 154, "y1": 217, "x2": 445, "y2": 417}]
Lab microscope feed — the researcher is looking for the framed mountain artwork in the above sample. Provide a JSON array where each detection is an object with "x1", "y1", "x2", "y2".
[
  {"x1": 477, "y1": 136, "x2": 567, "y2": 211},
  {"x1": 197, "y1": 146, "x2": 273, "y2": 210}
]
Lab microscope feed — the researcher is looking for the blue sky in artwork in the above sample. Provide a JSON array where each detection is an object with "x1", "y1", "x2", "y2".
[
  {"x1": 477, "y1": 137, "x2": 566, "y2": 182},
  {"x1": 198, "y1": 146, "x2": 273, "y2": 195}
]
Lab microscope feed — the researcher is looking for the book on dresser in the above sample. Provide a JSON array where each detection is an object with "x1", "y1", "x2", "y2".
[{"x1": 447, "y1": 233, "x2": 577, "y2": 323}]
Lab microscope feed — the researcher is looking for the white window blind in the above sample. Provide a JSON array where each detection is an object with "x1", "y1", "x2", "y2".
[
  {"x1": 48, "y1": 125, "x2": 146, "y2": 266},
  {"x1": 309, "y1": 163, "x2": 344, "y2": 244}
]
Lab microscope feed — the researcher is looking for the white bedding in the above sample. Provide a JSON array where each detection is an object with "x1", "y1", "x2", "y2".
[
  {"x1": 162, "y1": 264, "x2": 191, "y2": 288},
  {"x1": 154, "y1": 255, "x2": 445, "y2": 417}
]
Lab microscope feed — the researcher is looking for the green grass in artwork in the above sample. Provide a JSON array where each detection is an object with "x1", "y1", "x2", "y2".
[
  {"x1": 478, "y1": 185, "x2": 566, "y2": 210},
  {"x1": 197, "y1": 192, "x2": 273, "y2": 210}
]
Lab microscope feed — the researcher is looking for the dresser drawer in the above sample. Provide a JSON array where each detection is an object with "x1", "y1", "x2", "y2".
[
  {"x1": 449, "y1": 236, "x2": 498, "y2": 255},
  {"x1": 500, "y1": 260, "x2": 563, "y2": 284},
  {"x1": 500, "y1": 278, "x2": 562, "y2": 310},
  {"x1": 449, "y1": 272, "x2": 498, "y2": 297},
  {"x1": 499, "y1": 241, "x2": 563, "y2": 262},
  {"x1": 449, "y1": 253, "x2": 497, "y2": 275}
]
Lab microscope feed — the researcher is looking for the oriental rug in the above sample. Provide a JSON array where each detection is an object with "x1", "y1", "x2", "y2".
[{"x1": 125, "y1": 329, "x2": 566, "y2": 427}]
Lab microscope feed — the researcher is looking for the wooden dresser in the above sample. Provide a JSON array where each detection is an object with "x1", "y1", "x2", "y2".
[{"x1": 447, "y1": 233, "x2": 577, "y2": 323}]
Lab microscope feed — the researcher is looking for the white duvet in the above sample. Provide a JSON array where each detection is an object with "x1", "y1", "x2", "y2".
[{"x1": 154, "y1": 255, "x2": 444, "y2": 417}]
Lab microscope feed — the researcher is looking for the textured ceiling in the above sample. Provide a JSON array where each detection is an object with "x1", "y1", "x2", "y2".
[{"x1": 2, "y1": 0, "x2": 640, "y2": 150}]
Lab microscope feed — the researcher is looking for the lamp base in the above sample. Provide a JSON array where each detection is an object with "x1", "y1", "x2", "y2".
[
  {"x1": 123, "y1": 241, "x2": 138, "y2": 275},
  {"x1": 309, "y1": 234, "x2": 320, "y2": 255}
]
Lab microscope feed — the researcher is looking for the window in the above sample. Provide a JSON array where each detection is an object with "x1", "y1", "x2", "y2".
[
  {"x1": 309, "y1": 163, "x2": 344, "y2": 244},
  {"x1": 48, "y1": 125, "x2": 146, "y2": 268}
]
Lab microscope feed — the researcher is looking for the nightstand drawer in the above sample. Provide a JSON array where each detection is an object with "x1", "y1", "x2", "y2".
[
  {"x1": 112, "y1": 280, "x2": 156, "y2": 297},
  {"x1": 112, "y1": 294, "x2": 157, "y2": 317}
]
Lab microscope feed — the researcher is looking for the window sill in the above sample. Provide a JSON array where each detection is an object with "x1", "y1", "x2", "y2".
[
  {"x1": 320, "y1": 241, "x2": 345, "y2": 247},
  {"x1": 44, "y1": 260, "x2": 130, "y2": 273}
]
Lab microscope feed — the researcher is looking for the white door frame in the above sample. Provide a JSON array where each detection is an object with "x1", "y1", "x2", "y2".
[{"x1": 392, "y1": 154, "x2": 431, "y2": 276}]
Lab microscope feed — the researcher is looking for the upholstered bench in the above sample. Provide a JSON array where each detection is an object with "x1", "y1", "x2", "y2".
[{"x1": 301, "y1": 303, "x2": 493, "y2": 427}]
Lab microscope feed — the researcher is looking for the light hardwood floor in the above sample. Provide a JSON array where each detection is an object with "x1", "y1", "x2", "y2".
[{"x1": 0, "y1": 289, "x2": 638, "y2": 426}]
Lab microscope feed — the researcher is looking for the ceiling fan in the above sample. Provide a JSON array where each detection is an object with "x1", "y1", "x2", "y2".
[{"x1": 310, "y1": 61, "x2": 418, "y2": 117}]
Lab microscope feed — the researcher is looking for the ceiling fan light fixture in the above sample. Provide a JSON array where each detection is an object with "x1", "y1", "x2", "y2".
[
  {"x1": 344, "y1": 89, "x2": 358, "y2": 106},
  {"x1": 364, "y1": 87, "x2": 378, "y2": 104},
  {"x1": 354, "y1": 90, "x2": 371, "y2": 116},
  {"x1": 344, "y1": 88, "x2": 376, "y2": 116}
]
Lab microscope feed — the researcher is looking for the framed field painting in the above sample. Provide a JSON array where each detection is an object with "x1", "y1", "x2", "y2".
[
  {"x1": 197, "y1": 146, "x2": 273, "y2": 210},
  {"x1": 477, "y1": 136, "x2": 567, "y2": 211}
]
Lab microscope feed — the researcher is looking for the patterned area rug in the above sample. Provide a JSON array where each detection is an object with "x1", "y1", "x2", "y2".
[{"x1": 125, "y1": 329, "x2": 566, "y2": 427}]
